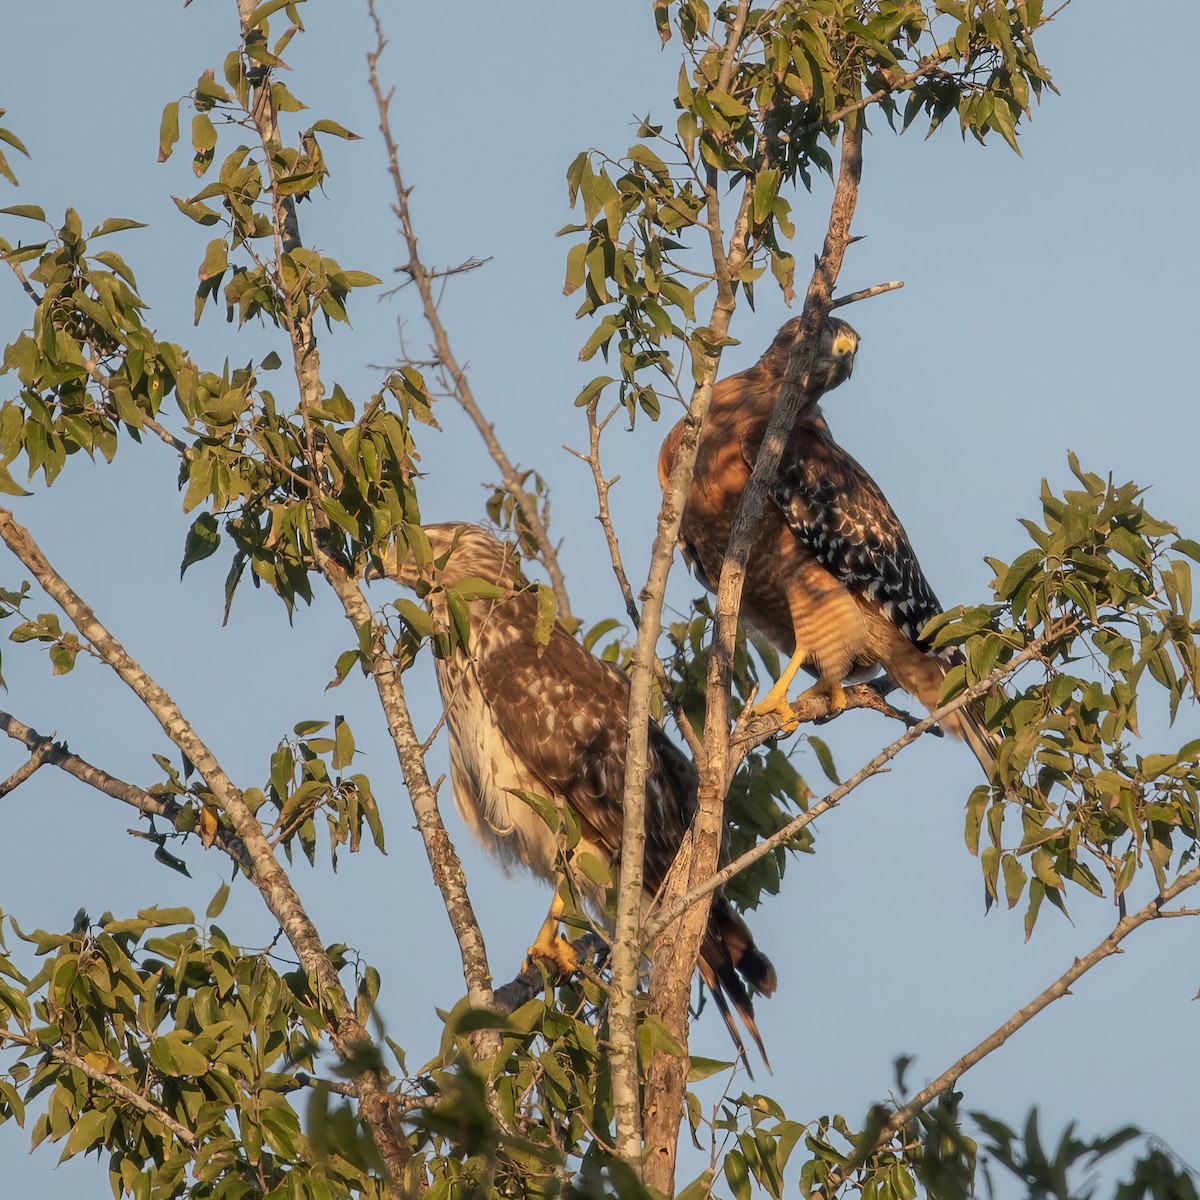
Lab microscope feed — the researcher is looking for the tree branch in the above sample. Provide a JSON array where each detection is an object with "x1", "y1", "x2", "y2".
[
  {"x1": 827, "y1": 859, "x2": 1200, "y2": 1192},
  {"x1": 0, "y1": 710, "x2": 250, "y2": 867},
  {"x1": 364, "y1": 0, "x2": 573, "y2": 625},
  {"x1": 639, "y1": 6, "x2": 760, "y2": 1190},
  {"x1": 645, "y1": 640, "x2": 1047, "y2": 943},
  {"x1": 0, "y1": 732, "x2": 51, "y2": 798},
  {"x1": 0, "y1": 507, "x2": 411, "y2": 1185},
  {"x1": 831, "y1": 280, "x2": 903, "y2": 309},
  {"x1": 3, "y1": 255, "x2": 40, "y2": 304},
  {"x1": 320, "y1": 553, "x2": 500, "y2": 1029},
  {"x1": 0, "y1": 1028, "x2": 196, "y2": 1145}
]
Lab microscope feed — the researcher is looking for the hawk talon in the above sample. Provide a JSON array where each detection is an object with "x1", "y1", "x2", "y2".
[{"x1": 525, "y1": 934, "x2": 580, "y2": 979}]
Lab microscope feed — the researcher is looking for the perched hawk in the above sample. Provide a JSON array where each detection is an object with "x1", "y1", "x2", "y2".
[
  {"x1": 373, "y1": 523, "x2": 776, "y2": 1061},
  {"x1": 658, "y1": 316, "x2": 997, "y2": 774}
]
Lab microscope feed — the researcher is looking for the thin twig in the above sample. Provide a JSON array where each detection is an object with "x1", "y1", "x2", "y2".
[
  {"x1": 364, "y1": 0, "x2": 573, "y2": 625},
  {"x1": 291, "y1": 1071, "x2": 359, "y2": 1099},
  {"x1": 577, "y1": 398, "x2": 705, "y2": 764},
  {"x1": 3, "y1": 256, "x2": 40, "y2": 303},
  {"x1": 831, "y1": 280, "x2": 903, "y2": 309},
  {"x1": 0, "y1": 709, "x2": 251, "y2": 868},
  {"x1": 0, "y1": 1028, "x2": 196, "y2": 1144}
]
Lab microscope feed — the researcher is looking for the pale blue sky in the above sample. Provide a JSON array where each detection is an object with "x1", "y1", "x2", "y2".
[{"x1": 0, "y1": 1, "x2": 1196, "y2": 1194}]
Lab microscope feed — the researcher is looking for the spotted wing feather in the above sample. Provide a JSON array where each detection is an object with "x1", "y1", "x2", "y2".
[
  {"x1": 468, "y1": 594, "x2": 696, "y2": 891},
  {"x1": 766, "y1": 423, "x2": 945, "y2": 649}
]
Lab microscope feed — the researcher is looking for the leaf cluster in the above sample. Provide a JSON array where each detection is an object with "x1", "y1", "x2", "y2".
[
  {"x1": 927, "y1": 456, "x2": 1199, "y2": 935},
  {"x1": 0, "y1": 902, "x2": 389, "y2": 1200}
]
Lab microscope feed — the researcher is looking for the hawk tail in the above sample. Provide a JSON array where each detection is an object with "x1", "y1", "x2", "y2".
[
  {"x1": 948, "y1": 698, "x2": 1000, "y2": 778},
  {"x1": 889, "y1": 645, "x2": 1000, "y2": 778},
  {"x1": 699, "y1": 896, "x2": 777, "y2": 1074}
]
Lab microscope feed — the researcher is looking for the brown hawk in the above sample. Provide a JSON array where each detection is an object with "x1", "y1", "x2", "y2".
[
  {"x1": 658, "y1": 315, "x2": 997, "y2": 774},
  {"x1": 373, "y1": 523, "x2": 776, "y2": 1061}
]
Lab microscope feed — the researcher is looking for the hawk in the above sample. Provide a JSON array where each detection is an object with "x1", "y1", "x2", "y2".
[
  {"x1": 372, "y1": 523, "x2": 776, "y2": 1062},
  {"x1": 658, "y1": 315, "x2": 997, "y2": 774}
]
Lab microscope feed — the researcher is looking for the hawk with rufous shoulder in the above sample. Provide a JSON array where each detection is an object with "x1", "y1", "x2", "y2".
[{"x1": 658, "y1": 315, "x2": 998, "y2": 774}]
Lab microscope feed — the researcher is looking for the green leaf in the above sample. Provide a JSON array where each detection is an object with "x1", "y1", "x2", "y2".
[
  {"x1": 573, "y1": 851, "x2": 611, "y2": 888},
  {"x1": 63, "y1": 1107, "x2": 108, "y2": 1160},
  {"x1": 574, "y1": 375, "x2": 614, "y2": 408},
  {"x1": 534, "y1": 584, "x2": 557, "y2": 648},
  {"x1": 393, "y1": 598, "x2": 433, "y2": 639},
  {"x1": 724, "y1": 1149, "x2": 752, "y2": 1200},
  {"x1": 1002, "y1": 854, "x2": 1027, "y2": 909},
  {"x1": 89, "y1": 217, "x2": 148, "y2": 239},
  {"x1": 0, "y1": 204, "x2": 47, "y2": 222},
  {"x1": 205, "y1": 881, "x2": 230, "y2": 920},
  {"x1": 245, "y1": 0, "x2": 300, "y2": 31},
  {"x1": 136, "y1": 905, "x2": 195, "y2": 926},
  {"x1": 192, "y1": 113, "x2": 216, "y2": 154},
  {"x1": 687, "y1": 1056, "x2": 734, "y2": 1082},
  {"x1": 308, "y1": 119, "x2": 361, "y2": 140},
  {"x1": 0, "y1": 463, "x2": 31, "y2": 497},
  {"x1": 510, "y1": 788, "x2": 559, "y2": 834},
  {"x1": 332, "y1": 715, "x2": 355, "y2": 771},
  {"x1": 807, "y1": 735, "x2": 840, "y2": 784},
  {"x1": 1031, "y1": 847, "x2": 1064, "y2": 891},
  {"x1": 149, "y1": 1030, "x2": 209, "y2": 1077},
  {"x1": 158, "y1": 101, "x2": 180, "y2": 162},
  {"x1": 180, "y1": 512, "x2": 220, "y2": 576}
]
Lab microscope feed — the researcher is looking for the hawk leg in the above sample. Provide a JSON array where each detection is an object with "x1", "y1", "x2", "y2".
[
  {"x1": 747, "y1": 640, "x2": 814, "y2": 728},
  {"x1": 749, "y1": 644, "x2": 846, "y2": 732},
  {"x1": 525, "y1": 888, "x2": 580, "y2": 977}
]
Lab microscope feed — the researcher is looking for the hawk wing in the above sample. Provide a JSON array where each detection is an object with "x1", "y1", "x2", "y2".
[
  {"x1": 468, "y1": 594, "x2": 697, "y2": 890},
  {"x1": 761, "y1": 420, "x2": 945, "y2": 650}
]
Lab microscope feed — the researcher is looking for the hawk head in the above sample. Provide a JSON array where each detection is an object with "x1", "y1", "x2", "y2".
[
  {"x1": 369, "y1": 523, "x2": 525, "y2": 591},
  {"x1": 760, "y1": 314, "x2": 859, "y2": 396}
]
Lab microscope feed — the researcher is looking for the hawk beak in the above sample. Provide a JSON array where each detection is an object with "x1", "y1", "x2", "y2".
[
  {"x1": 832, "y1": 332, "x2": 857, "y2": 358},
  {"x1": 364, "y1": 560, "x2": 383, "y2": 584}
]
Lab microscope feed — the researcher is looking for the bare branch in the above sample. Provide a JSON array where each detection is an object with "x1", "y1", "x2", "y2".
[
  {"x1": 831, "y1": 280, "x2": 904, "y2": 309},
  {"x1": 852, "y1": 859, "x2": 1200, "y2": 1178},
  {"x1": 0, "y1": 710, "x2": 251, "y2": 868},
  {"x1": 290, "y1": 1071, "x2": 359, "y2": 1099},
  {"x1": 577, "y1": 398, "x2": 705, "y2": 765},
  {"x1": 0, "y1": 1028, "x2": 196, "y2": 1145},
  {"x1": 364, "y1": 0, "x2": 573, "y2": 625},
  {"x1": 0, "y1": 732, "x2": 51, "y2": 798}
]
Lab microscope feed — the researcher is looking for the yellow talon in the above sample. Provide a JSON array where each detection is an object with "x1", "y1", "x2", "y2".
[
  {"x1": 526, "y1": 933, "x2": 580, "y2": 977},
  {"x1": 747, "y1": 680, "x2": 796, "y2": 724},
  {"x1": 525, "y1": 890, "x2": 579, "y2": 977}
]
